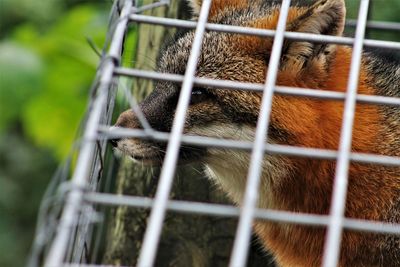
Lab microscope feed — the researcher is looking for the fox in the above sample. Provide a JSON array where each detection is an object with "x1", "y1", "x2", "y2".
[{"x1": 111, "y1": 0, "x2": 400, "y2": 266}]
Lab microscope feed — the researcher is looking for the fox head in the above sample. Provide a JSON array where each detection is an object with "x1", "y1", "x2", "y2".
[{"x1": 112, "y1": 0, "x2": 346, "y2": 172}]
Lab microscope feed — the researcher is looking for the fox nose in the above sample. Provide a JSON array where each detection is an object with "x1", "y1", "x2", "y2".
[
  {"x1": 109, "y1": 126, "x2": 120, "y2": 147},
  {"x1": 109, "y1": 138, "x2": 119, "y2": 147}
]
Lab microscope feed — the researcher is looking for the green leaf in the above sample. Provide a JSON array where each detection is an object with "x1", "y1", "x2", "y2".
[
  {"x1": 0, "y1": 41, "x2": 44, "y2": 130},
  {"x1": 12, "y1": 5, "x2": 109, "y2": 158}
]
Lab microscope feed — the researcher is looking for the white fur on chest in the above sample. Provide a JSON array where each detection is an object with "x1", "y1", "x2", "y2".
[
  {"x1": 204, "y1": 149, "x2": 289, "y2": 209},
  {"x1": 188, "y1": 123, "x2": 291, "y2": 208}
]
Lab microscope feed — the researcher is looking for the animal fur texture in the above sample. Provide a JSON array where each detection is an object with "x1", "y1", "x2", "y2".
[{"x1": 112, "y1": 0, "x2": 400, "y2": 266}]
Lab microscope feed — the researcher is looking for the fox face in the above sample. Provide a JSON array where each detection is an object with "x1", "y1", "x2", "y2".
[
  {"x1": 114, "y1": 0, "x2": 346, "y2": 163},
  {"x1": 113, "y1": 0, "x2": 400, "y2": 266}
]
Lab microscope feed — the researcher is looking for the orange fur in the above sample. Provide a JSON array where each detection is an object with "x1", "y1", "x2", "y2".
[
  {"x1": 259, "y1": 47, "x2": 397, "y2": 265},
  {"x1": 209, "y1": 0, "x2": 247, "y2": 18},
  {"x1": 236, "y1": 9, "x2": 307, "y2": 54},
  {"x1": 231, "y1": 16, "x2": 397, "y2": 266}
]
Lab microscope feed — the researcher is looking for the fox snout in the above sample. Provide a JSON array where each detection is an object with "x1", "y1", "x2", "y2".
[
  {"x1": 113, "y1": 109, "x2": 139, "y2": 130},
  {"x1": 110, "y1": 107, "x2": 163, "y2": 163},
  {"x1": 111, "y1": 96, "x2": 209, "y2": 164},
  {"x1": 109, "y1": 109, "x2": 137, "y2": 148}
]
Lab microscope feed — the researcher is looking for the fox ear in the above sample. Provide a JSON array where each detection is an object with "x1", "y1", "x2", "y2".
[
  {"x1": 186, "y1": 0, "x2": 247, "y2": 19},
  {"x1": 282, "y1": 0, "x2": 346, "y2": 70}
]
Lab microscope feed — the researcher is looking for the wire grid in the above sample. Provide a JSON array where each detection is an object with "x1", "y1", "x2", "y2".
[{"x1": 31, "y1": 0, "x2": 400, "y2": 266}]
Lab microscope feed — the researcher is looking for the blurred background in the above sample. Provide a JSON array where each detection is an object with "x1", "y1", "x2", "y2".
[
  {"x1": 0, "y1": 0, "x2": 399, "y2": 267},
  {"x1": 0, "y1": 1, "x2": 110, "y2": 266}
]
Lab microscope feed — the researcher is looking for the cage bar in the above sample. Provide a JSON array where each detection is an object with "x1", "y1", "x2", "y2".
[
  {"x1": 322, "y1": 1, "x2": 370, "y2": 266},
  {"x1": 100, "y1": 126, "x2": 400, "y2": 166},
  {"x1": 83, "y1": 192, "x2": 400, "y2": 235},
  {"x1": 44, "y1": 0, "x2": 133, "y2": 266},
  {"x1": 229, "y1": 1, "x2": 292, "y2": 266},
  {"x1": 128, "y1": 14, "x2": 400, "y2": 50},
  {"x1": 136, "y1": 1, "x2": 213, "y2": 266},
  {"x1": 113, "y1": 68, "x2": 400, "y2": 106}
]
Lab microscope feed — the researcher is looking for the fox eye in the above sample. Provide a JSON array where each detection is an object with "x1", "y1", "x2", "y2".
[{"x1": 190, "y1": 87, "x2": 209, "y2": 105}]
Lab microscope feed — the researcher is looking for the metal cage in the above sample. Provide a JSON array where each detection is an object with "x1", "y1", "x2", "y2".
[{"x1": 29, "y1": 0, "x2": 400, "y2": 267}]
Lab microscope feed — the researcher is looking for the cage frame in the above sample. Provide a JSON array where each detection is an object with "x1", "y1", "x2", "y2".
[{"x1": 30, "y1": 0, "x2": 400, "y2": 266}]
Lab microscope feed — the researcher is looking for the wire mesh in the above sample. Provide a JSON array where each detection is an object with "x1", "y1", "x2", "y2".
[{"x1": 30, "y1": 0, "x2": 400, "y2": 267}]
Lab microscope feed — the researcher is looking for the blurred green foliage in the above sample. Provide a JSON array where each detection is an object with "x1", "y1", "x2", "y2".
[
  {"x1": 1, "y1": 3, "x2": 109, "y2": 157},
  {"x1": 0, "y1": 132, "x2": 57, "y2": 267},
  {"x1": 346, "y1": 0, "x2": 400, "y2": 41},
  {"x1": 0, "y1": 1, "x2": 110, "y2": 266}
]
